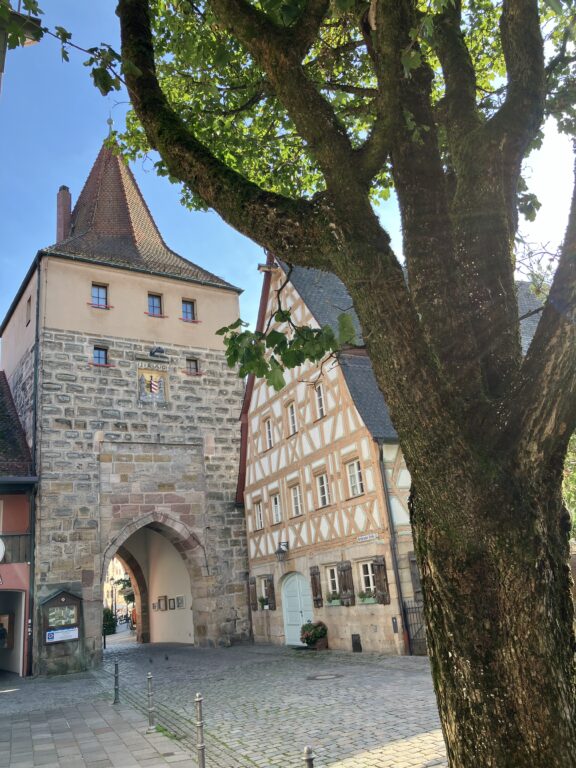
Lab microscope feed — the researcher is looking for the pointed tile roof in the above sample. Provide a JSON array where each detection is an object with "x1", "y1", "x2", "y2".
[
  {"x1": 0, "y1": 372, "x2": 33, "y2": 477},
  {"x1": 41, "y1": 144, "x2": 239, "y2": 292}
]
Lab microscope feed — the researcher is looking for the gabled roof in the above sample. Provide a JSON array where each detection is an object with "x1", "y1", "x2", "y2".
[
  {"x1": 0, "y1": 372, "x2": 33, "y2": 477},
  {"x1": 41, "y1": 143, "x2": 240, "y2": 292},
  {"x1": 282, "y1": 262, "x2": 543, "y2": 441}
]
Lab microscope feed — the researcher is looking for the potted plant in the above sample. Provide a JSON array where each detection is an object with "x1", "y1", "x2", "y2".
[
  {"x1": 326, "y1": 591, "x2": 341, "y2": 606},
  {"x1": 258, "y1": 596, "x2": 269, "y2": 610},
  {"x1": 358, "y1": 589, "x2": 377, "y2": 604},
  {"x1": 300, "y1": 620, "x2": 328, "y2": 650}
]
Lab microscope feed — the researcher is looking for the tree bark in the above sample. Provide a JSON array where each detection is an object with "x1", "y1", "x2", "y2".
[{"x1": 411, "y1": 467, "x2": 576, "y2": 767}]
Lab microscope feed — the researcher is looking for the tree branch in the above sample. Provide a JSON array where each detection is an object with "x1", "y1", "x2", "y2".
[
  {"x1": 288, "y1": 0, "x2": 330, "y2": 58},
  {"x1": 207, "y1": 0, "x2": 364, "y2": 197},
  {"x1": 505, "y1": 151, "x2": 576, "y2": 467},
  {"x1": 432, "y1": 0, "x2": 481, "y2": 143},
  {"x1": 117, "y1": 0, "x2": 333, "y2": 268},
  {"x1": 370, "y1": 0, "x2": 484, "y2": 401}
]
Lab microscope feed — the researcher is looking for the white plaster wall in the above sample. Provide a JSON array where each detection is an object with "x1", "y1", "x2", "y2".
[{"x1": 146, "y1": 531, "x2": 194, "y2": 644}]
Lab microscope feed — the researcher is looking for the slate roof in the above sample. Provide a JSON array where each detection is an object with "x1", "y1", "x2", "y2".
[
  {"x1": 41, "y1": 143, "x2": 239, "y2": 292},
  {"x1": 0, "y1": 372, "x2": 33, "y2": 477},
  {"x1": 284, "y1": 263, "x2": 542, "y2": 442}
]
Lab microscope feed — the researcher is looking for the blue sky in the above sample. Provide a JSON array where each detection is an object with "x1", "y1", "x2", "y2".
[{"x1": 0, "y1": 1, "x2": 573, "y2": 335}]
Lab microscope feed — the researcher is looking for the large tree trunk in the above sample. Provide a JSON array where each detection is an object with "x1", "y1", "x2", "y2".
[{"x1": 411, "y1": 465, "x2": 576, "y2": 767}]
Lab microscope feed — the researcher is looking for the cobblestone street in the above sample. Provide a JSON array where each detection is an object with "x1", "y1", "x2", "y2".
[
  {"x1": 99, "y1": 641, "x2": 447, "y2": 768},
  {"x1": 2, "y1": 641, "x2": 448, "y2": 768}
]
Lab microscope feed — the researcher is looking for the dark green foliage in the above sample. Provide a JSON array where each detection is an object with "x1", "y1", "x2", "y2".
[{"x1": 102, "y1": 607, "x2": 117, "y2": 636}]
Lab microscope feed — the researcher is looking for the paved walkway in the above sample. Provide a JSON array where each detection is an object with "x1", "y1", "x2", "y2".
[{"x1": 1, "y1": 642, "x2": 448, "y2": 768}]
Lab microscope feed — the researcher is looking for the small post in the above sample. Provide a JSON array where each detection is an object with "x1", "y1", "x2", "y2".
[
  {"x1": 195, "y1": 692, "x2": 206, "y2": 768},
  {"x1": 113, "y1": 661, "x2": 119, "y2": 705},
  {"x1": 103, "y1": 632, "x2": 106, "y2": 650},
  {"x1": 302, "y1": 745, "x2": 315, "y2": 767},
  {"x1": 146, "y1": 672, "x2": 156, "y2": 733}
]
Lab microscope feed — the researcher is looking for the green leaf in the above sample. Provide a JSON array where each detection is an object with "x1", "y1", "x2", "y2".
[
  {"x1": 337, "y1": 313, "x2": 356, "y2": 345},
  {"x1": 400, "y1": 49, "x2": 422, "y2": 78},
  {"x1": 543, "y1": 0, "x2": 563, "y2": 14}
]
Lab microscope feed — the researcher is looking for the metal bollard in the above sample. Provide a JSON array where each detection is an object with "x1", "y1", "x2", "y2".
[
  {"x1": 195, "y1": 692, "x2": 206, "y2": 768},
  {"x1": 113, "y1": 661, "x2": 120, "y2": 705},
  {"x1": 103, "y1": 633, "x2": 106, "y2": 650},
  {"x1": 302, "y1": 745, "x2": 315, "y2": 767},
  {"x1": 146, "y1": 672, "x2": 156, "y2": 733}
]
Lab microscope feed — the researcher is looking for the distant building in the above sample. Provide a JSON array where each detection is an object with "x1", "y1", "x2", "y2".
[
  {"x1": 238, "y1": 255, "x2": 542, "y2": 654},
  {"x1": 0, "y1": 373, "x2": 36, "y2": 675},
  {"x1": 0, "y1": 142, "x2": 249, "y2": 675}
]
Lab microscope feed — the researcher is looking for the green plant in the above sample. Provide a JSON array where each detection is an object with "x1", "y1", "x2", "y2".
[
  {"x1": 359, "y1": 590, "x2": 375, "y2": 600},
  {"x1": 300, "y1": 620, "x2": 328, "y2": 646},
  {"x1": 102, "y1": 607, "x2": 117, "y2": 636},
  {"x1": 328, "y1": 592, "x2": 340, "y2": 602},
  {"x1": 258, "y1": 596, "x2": 268, "y2": 609}
]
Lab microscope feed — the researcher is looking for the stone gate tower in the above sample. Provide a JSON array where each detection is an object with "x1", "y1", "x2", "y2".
[{"x1": 0, "y1": 143, "x2": 250, "y2": 674}]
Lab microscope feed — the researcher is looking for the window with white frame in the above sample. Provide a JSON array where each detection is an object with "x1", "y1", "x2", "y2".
[
  {"x1": 360, "y1": 561, "x2": 376, "y2": 592},
  {"x1": 287, "y1": 402, "x2": 297, "y2": 435},
  {"x1": 290, "y1": 484, "x2": 303, "y2": 517},
  {"x1": 271, "y1": 494, "x2": 282, "y2": 524},
  {"x1": 326, "y1": 566, "x2": 339, "y2": 597},
  {"x1": 265, "y1": 418, "x2": 273, "y2": 449},
  {"x1": 254, "y1": 501, "x2": 264, "y2": 530},
  {"x1": 347, "y1": 459, "x2": 365, "y2": 497},
  {"x1": 315, "y1": 383, "x2": 325, "y2": 418},
  {"x1": 316, "y1": 473, "x2": 330, "y2": 508}
]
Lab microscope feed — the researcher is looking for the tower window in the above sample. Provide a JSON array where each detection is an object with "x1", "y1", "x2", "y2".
[
  {"x1": 91, "y1": 283, "x2": 108, "y2": 308},
  {"x1": 93, "y1": 347, "x2": 108, "y2": 366},
  {"x1": 186, "y1": 358, "x2": 200, "y2": 375},
  {"x1": 181, "y1": 300, "x2": 196, "y2": 322},
  {"x1": 147, "y1": 294, "x2": 163, "y2": 317}
]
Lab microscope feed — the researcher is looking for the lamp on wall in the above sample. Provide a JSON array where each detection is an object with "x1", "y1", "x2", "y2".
[{"x1": 275, "y1": 542, "x2": 289, "y2": 562}]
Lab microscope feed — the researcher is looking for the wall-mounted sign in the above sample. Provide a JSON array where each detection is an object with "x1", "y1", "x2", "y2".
[
  {"x1": 137, "y1": 365, "x2": 169, "y2": 404},
  {"x1": 46, "y1": 626, "x2": 79, "y2": 644},
  {"x1": 357, "y1": 533, "x2": 379, "y2": 543},
  {"x1": 42, "y1": 590, "x2": 82, "y2": 646}
]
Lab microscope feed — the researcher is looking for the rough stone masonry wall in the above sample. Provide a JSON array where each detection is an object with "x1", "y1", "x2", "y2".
[{"x1": 34, "y1": 327, "x2": 249, "y2": 675}]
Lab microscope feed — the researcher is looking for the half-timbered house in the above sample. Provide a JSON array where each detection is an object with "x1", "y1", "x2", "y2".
[
  {"x1": 238, "y1": 256, "x2": 423, "y2": 654},
  {"x1": 238, "y1": 255, "x2": 543, "y2": 655}
]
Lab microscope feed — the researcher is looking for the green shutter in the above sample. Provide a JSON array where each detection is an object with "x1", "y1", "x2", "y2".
[
  {"x1": 310, "y1": 566, "x2": 323, "y2": 607},
  {"x1": 337, "y1": 560, "x2": 355, "y2": 606},
  {"x1": 373, "y1": 556, "x2": 391, "y2": 605},
  {"x1": 249, "y1": 577, "x2": 258, "y2": 612}
]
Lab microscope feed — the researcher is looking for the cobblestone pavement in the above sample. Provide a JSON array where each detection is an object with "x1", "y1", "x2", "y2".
[
  {"x1": 1, "y1": 671, "x2": 197, "y2": 767},
  {"x1": 96, "y1": 641, "x2": 447, "y2": 768}
]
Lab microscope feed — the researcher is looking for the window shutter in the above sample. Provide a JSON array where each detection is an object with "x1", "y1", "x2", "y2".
[
  {"x1": 408, "y1": 552, "x2": 423, "y2": 603},
  {"x1": 248, "y1": 577, "x2": 258, "y2": 612},
  {"x1": 264, "y1": 574, "x2": 276, "y2": 610},
  {"x1": 373, "y1": 556, "x2": 391, "y2": 605},
  {"x1": 337, "y1": 560, "x2": 355, "y2": 606},
  {"x1": 310, "y1": 566, "x2": 323, "y2": 608}
]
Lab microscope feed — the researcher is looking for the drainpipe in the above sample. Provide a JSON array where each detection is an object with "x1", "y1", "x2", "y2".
[{"x1": 377, "y1": 440, "x2": 410, "y2": 655}]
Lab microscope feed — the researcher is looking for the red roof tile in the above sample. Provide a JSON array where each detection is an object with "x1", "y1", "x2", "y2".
[{"x1": 42, "y1": 144, "x2": 239, "y2": 292}]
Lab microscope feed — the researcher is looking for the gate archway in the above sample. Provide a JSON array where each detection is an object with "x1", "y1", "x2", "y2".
[{"x1": 101, "y1": 512, "x2": 203, "y2": 646}]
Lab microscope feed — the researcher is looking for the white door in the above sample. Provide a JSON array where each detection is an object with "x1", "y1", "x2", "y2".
[{"x1": 282, "y1": 573, "x2": 314, "y2": 646}]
